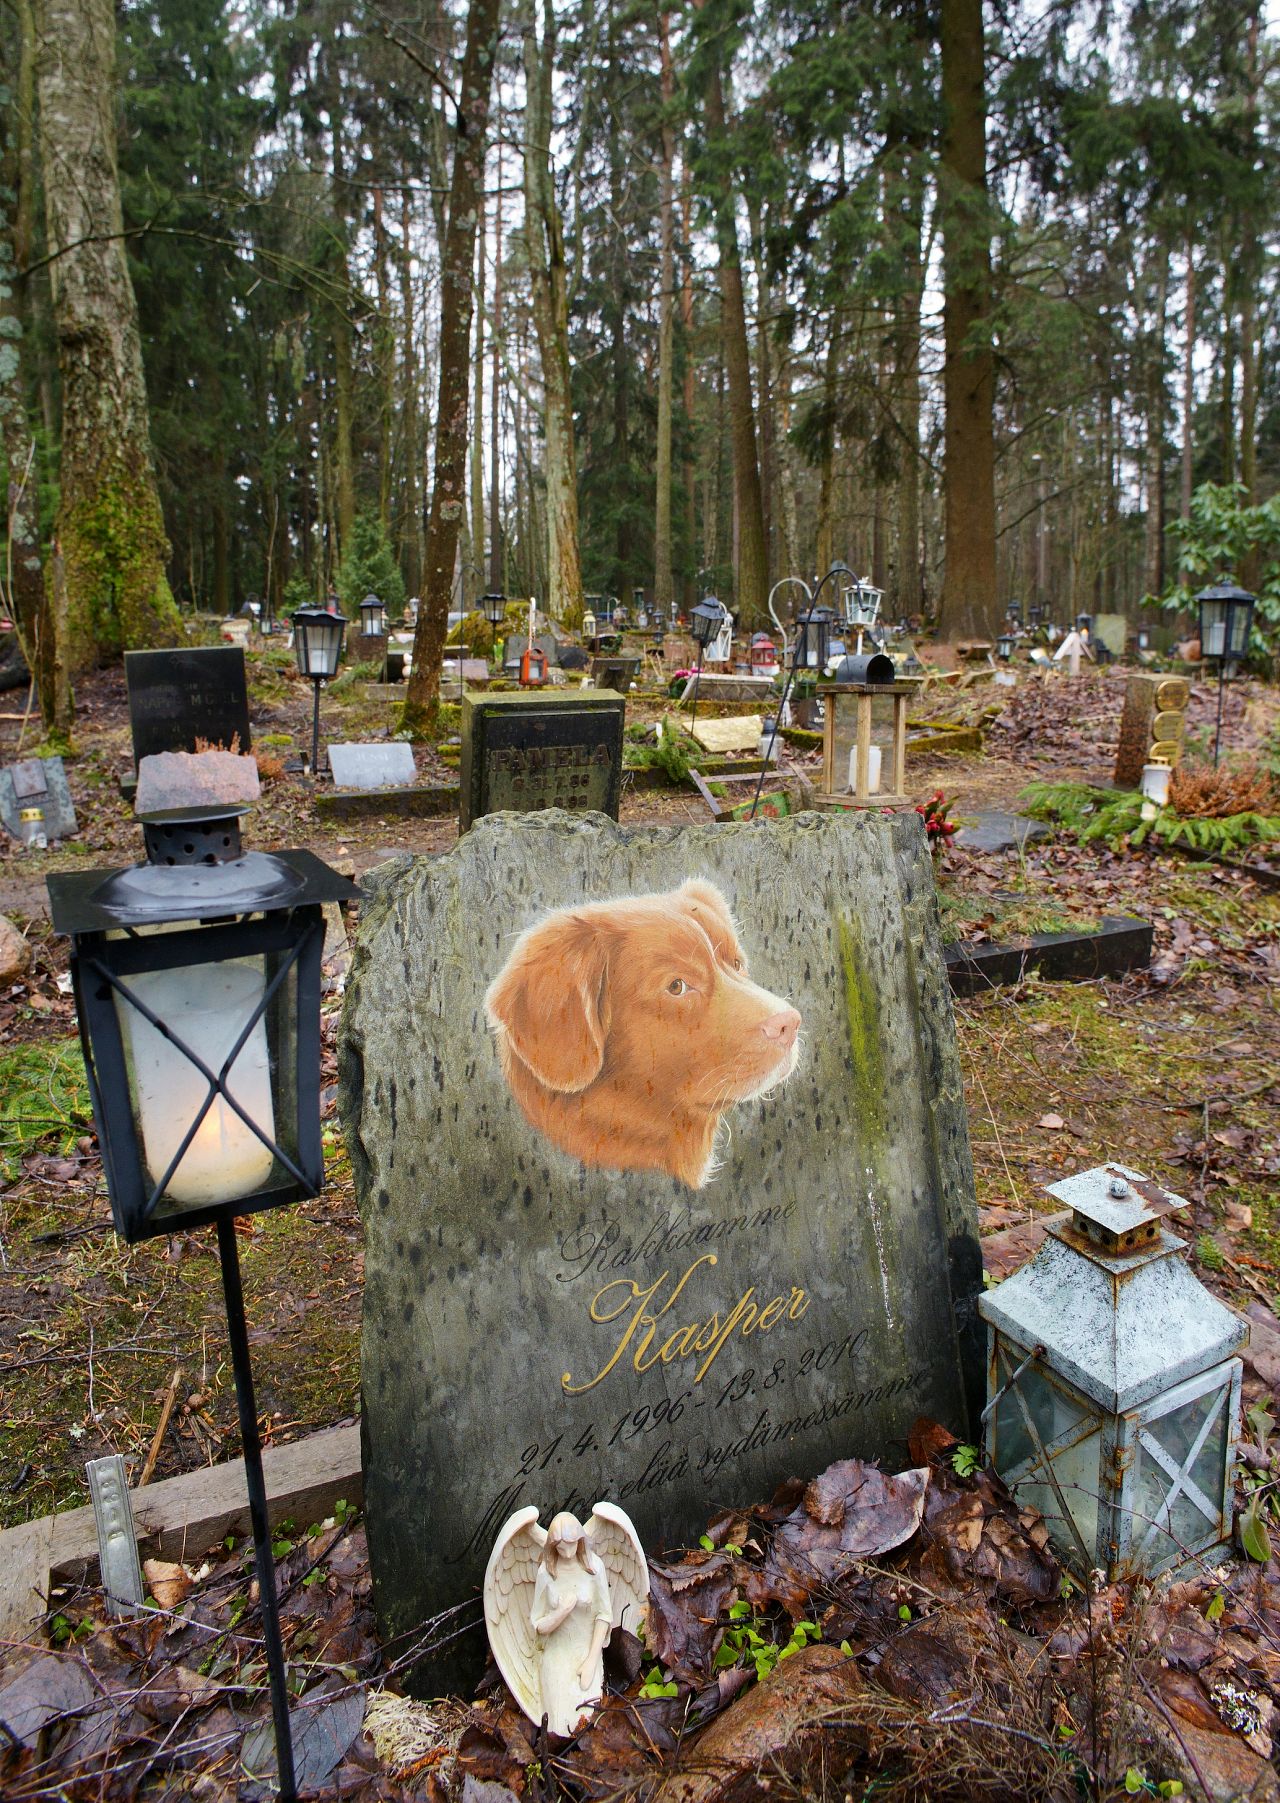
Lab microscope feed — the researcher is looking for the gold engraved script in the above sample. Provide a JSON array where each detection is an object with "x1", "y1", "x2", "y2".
[{"x1": 562, "y1": 1253, "x2": 809, "y2": 1396}]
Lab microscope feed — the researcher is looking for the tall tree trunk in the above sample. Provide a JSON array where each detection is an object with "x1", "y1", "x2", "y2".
[
  {"x1": 680, "y1": 161, "x2": 698, "y2": 612},
  {"x1": 470, "y1": 171, "x2": 487, "y2": 605},
  {"x1": 747, "y1": 197, "x2": 775, "y2": 595},
  {"x1": 815, "y1": 321, "x2": 840, "y2": 576},
  {"x1": 489, "y1": 136, "x2": 503, "y2": 592},
  {"x1": 398, "y1": 185, "x2": 422, "y2": 602},
  {"x1": 1180, "y1": 242, "x2": 1195, "y2": 584},
  {"x1": 937, "y1": 0, "x2": 997, "y2": 638},
  {"x1": 35, "y1": 0, "x2": 180, "y2": 671},
  {"x1": 699, "y1": 39, "x2": 767, "y2": 620},
  {"x1": 653, "y1": 10, "x2": 676, "y2": 619},
  {"x1": 404, "y1": 0, "x2": 501, "y2": 730},
  {"x1": 1144, "y1": 243, "x2": 1168, "y2": 598},
  {"x1": 894, "y1": 159, "x2": 924, "y2": 618},
  {"x1": 0, "y1": 55, "x2": 57, "y2": 728},
  {"x1": 521, "y1": 0, "x2": 583, "y2": 623},
  {"x1": 374, "y1": 187, "x2": 395, "y2": 534},
  {"x1": 1238, "y1": 8, "x2": 1260, "y2": 589}
]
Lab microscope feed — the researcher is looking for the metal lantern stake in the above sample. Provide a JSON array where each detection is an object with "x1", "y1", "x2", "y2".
[
  {"x1": 980, "y1": 1164, "x2": 1247, "y2": 1581},
  {"x1": 291, "y1": 606, "x2": 347, "y2": 778},
  {"x1": 1196, "y1": 580, "x2": 1256, "y2": 766},
  {"x1": 688, "y1": 595, "x2": 728, "y2": 728},
  {"x1": 48, "y1": 812, "x2": 358, "y2": 1802},
  {"x1": 359, "y1": 593, "x2": 386, "y2": 638}
]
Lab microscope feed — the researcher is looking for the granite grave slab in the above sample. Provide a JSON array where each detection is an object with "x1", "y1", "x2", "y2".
[
  {"x1": 328, "y1": 742, "x2": 418, "y2": 792},
  {"x1": 125, "y1": 647, "x2": 251, "y2": 767},
  {"x1": 339, "y1": 809, "x2": 983, "y2": 1679},
  {"x1": 459, "y1": 690, "x2": 625, "y2": 830}
]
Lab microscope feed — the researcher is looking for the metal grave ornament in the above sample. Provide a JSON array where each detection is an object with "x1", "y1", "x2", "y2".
[
  {"x1": 0, "y1": 756, "x2": 77, "y2": 846},
  {"x1": 980, "y1": 1164, "x2": 1247, "y2": 1580}
]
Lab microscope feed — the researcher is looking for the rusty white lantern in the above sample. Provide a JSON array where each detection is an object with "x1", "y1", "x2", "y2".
[{"x1": 980, "y1": 1164, "x2": 1247, "y2": 1580}]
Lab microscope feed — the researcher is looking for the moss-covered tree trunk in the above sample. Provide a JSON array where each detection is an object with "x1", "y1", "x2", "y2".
[
  {"x1": 35, "y1": 0, "x2": 180, "y2": 667},
  {"x1": 403, "y1": 0, "x2": 501, "y2": 734}
]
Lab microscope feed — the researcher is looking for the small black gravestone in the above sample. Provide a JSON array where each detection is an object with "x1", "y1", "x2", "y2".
[
  {"x1": 459, "y1": 690, "x2": 625, "y2": 831},
  {"x1": 340, "y1": 810, "x2": 983, "y2": 1684},
  {"x1": 125, "y1": 647, "x2": 252, "y2": 767}
]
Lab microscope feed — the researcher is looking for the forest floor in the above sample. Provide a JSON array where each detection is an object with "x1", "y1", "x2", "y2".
[{"x1": 1, "y1": 647, "x2": 1279, "y2": 1798}]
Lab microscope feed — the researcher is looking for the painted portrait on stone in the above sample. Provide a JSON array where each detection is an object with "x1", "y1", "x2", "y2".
[{"x1": 484, "y1": 878, "x2": 803, "y2": 1189}]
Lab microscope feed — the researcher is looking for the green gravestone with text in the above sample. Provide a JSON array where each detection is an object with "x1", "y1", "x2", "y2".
[
  {"x1": 459, "y1": 689, "x2": 625, "y2": 830},
  {"x1": 339, "y1": 810, "x2": 982, "y2": 1681}
]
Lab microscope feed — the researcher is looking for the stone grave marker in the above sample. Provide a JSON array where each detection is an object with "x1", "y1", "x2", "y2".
[
  {"x1": 339, "y1": 809, "x2": 983, "y2": 1677},
  {"x1": 459, "y1": 689, "x2": 625, "y2": 830},
  {"x1": 690, "y1": 714, "x2": 763, "y2": 755},
  {"x1": 0, "y1": 756, "x2": 77, "y2": 844},
  {"x1": 328, "y1": 742, "x2": 418, "y2": 792},
  {"x1": 125, "y1": 647, "x2": 251, "y2": 767}
]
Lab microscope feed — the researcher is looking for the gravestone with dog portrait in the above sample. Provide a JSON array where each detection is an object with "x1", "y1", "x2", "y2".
[
  {"x1": 339, "y1": 810, "x2": 983, "y2": 1679},
  {"x1": 459, "y1": 689, "x2": 625, "y2": 830}
]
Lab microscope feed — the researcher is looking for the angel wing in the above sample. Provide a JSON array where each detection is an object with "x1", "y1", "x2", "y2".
[
  {"x1": 584, "y1": 1501, "x2": 649, "y2": 1637},
  {"x1": 483, "y1": 1506, "x2": 547, "y2": 1722}
]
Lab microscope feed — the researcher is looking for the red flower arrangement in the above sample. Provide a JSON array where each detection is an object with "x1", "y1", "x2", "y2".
[{"x1": 916, "y1": 790, "x2": 957, "y2": 856}]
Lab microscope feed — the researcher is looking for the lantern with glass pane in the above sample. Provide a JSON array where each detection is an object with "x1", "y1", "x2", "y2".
[
  {"x1": 980, "y1": 1164, "x2": 1247, "y2": 1579},
  {"x1": 292, "y1": 605, "x2": 346, "y2": 776},
  {"x1": 359, "y1": 593, "x2": 386, "y2": 637},
  {"x1": 1196, "y1": 580, "x2": 1256, "y2": 765},
  {"x1": 817, "y1": 651, "x2": 908, "y2": 807},
  {"x1": 47, "y1": 808, "x2": 356, "y2": 1799}
]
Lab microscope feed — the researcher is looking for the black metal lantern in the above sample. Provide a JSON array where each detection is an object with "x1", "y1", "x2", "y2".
[
  {"x1": 48, "y1": 815, "x2": 357, "y2": 1800},
  {"x1": 795, "y1": 606, "x2": 834, "y2": 671},
  {"x1": 481, "y1": 589, "x2": 507, "y2": 628},
  {"x1": 359, "y1": 593, "x2": 386, "y2": 637},
  {"x1": 688, "y1": 595, "x2": 728, "y2": 728},
  {"x1": 1075, "y1": 612, "x2": 1093, "y2": 636},
  {"x1": 1006, "y1": 600, "x2": 1023, "y2": 627},
  {"x1": 291, "y1": 607, "x2": 346, "y2": 776},
  {"x1": 1137, "y1": 627, "x2": 1151, "y2": 652},
  {"x1": 1029, "y1": 603, "x2": 1044, "y2": 629},
  {"x1": 996, "y1": 632, "x2": 1016, "y2": 661},
  {"x1": 1197, "y1": 580, "x2": 1256, "y2": 765}
]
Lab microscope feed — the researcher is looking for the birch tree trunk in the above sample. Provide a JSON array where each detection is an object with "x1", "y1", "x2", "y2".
[
  {"x1": 937, "y1": 0, "x2": 997, "y2": 638},
  {"x1": 404, "y1": 0, "x2": 502, "y2": 731},
  {"x1": 34, "y1": 0, "x2": 180, "y2": 669},
  {"x1": 521, "y1": 0, "x2": 583, "y2": 624}
]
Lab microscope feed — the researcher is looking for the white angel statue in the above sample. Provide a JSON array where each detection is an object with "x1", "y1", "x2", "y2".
[{"x1": 483, "y1": 1502, "x2": 649, "y2": 1737}]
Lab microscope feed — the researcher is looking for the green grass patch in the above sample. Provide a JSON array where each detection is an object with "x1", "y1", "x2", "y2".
[{"x1": 0, "y1": 1038, "x2": 92, "y2": 1181}]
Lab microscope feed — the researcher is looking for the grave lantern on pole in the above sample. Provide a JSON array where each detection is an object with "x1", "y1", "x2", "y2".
[
  {"x1": 818, "y1": 651, "x2": 908, "y2": 807},
  {"x1": 291, "y1": 606, "x2": 346, "y2": 777},
  {"x1": 47, "y1": 803, "x2": 358, "y2": 1802},
  {"x1": 1196, "y1": 580, "x2": 1256, "y2": 766},
  {"x1": 359, "y1": 594, "x2": 386, "y2": 638},
  {"x1": 980, "y1": 1165, "x2": 1246, "y2": 1581},
  {"x1": 481, "y1": 590, "x2": 507, "y2": 666},
  {"x1": 688, "y1": 595, "x2": 727, "y2": 728}
]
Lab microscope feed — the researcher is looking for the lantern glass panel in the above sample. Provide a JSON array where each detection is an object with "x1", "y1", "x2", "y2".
[
  {"x1": 104, "y1": 927, "x2": 304, "y2": 1228},
  {"x1": 1130, "y1": 1369, "x2": 1233, "y2": 1569},
  {"x1": 990, "y1": 1344, "x2": 1104, "y2": 1563},
  {"x1": 830, "y1": 690, "x2": 898, "y2": 796}
]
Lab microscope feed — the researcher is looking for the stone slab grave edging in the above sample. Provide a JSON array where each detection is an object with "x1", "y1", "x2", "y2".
[
  {"x1": 0, "y1": 1423, "x2": 361, "y2": 1642},
  {"x1": 944, "y1": 915, "x2": 1153, "y2": 995}
]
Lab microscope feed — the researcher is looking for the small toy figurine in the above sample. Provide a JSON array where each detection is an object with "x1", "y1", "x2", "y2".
[{"x1": 483, "y1": 1503, "x2": 649, "y2": 1736}]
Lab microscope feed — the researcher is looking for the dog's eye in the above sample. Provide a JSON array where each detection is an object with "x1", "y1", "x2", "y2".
[
  {"x1": 732, "y1": 956, "x2": 742, "y2": 971},
  {"x1": 667, "y1": 978, "x2": 688, "y2": 996}
]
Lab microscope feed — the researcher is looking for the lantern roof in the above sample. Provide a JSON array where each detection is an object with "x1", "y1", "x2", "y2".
[
  {"x1": 48, "y1": 849, "x2": 356, "y2": 934},
  {"x1": 1195, "y1": 578, "x2": 1256, "y2": 605},
  {"x1": 979, "y1": 1164, "x2": 1248, "y2": 1413}
]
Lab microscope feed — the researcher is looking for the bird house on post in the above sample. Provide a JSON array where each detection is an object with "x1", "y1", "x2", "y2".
[{"x1": 817, "y1": 653, "x2": 909, "y2": 808}]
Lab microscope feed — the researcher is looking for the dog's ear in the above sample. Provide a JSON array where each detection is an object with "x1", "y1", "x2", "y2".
[
  {"x1": 677, "y1": 879, "x2": 739, "y2": 939},
  {"x1": 485, "y1": 912, "x2": 612, "y2": 1094}
]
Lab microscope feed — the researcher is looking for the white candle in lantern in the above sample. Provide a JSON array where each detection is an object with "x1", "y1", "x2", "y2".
[
  {"x1": 116, "y1": 959, "x2": 276, "y2": 1206},
  {"x1": 847, "y1": 743, "x2": 882, "y2": 795}
]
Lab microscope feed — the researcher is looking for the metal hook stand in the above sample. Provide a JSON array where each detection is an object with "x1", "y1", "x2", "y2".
[{"x1": 218, "y1": 1217, "x2": 297, "y2": 1801}]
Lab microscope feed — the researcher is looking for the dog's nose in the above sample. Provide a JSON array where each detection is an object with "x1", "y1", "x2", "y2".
[{"x1": 760, "y1": 1007, "x2": 801, "y2": 1050}]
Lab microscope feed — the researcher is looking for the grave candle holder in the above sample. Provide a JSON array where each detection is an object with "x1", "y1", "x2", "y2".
[
  {"x1": 1196, "y1": 580, "x2": 1256, "y2": 766},
  {"x1": 48, "y1": 819, "x2": 357, "y2": 1801},
  {"x1": 980, "y1": 1164, "x2": 1247, "y2": 1581},
  {"x1": 359, "y1": 594, "x2": 386, "y2": 637},
  {"x1": 817, "y1": 653, "x2": 908, "y2": 808},
  {"x1": 291, "y1": 606, "x2": 346, "y2": 777},
  {"x1": 688, "y1": 595, "x2": 727, "y2": 728}
]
